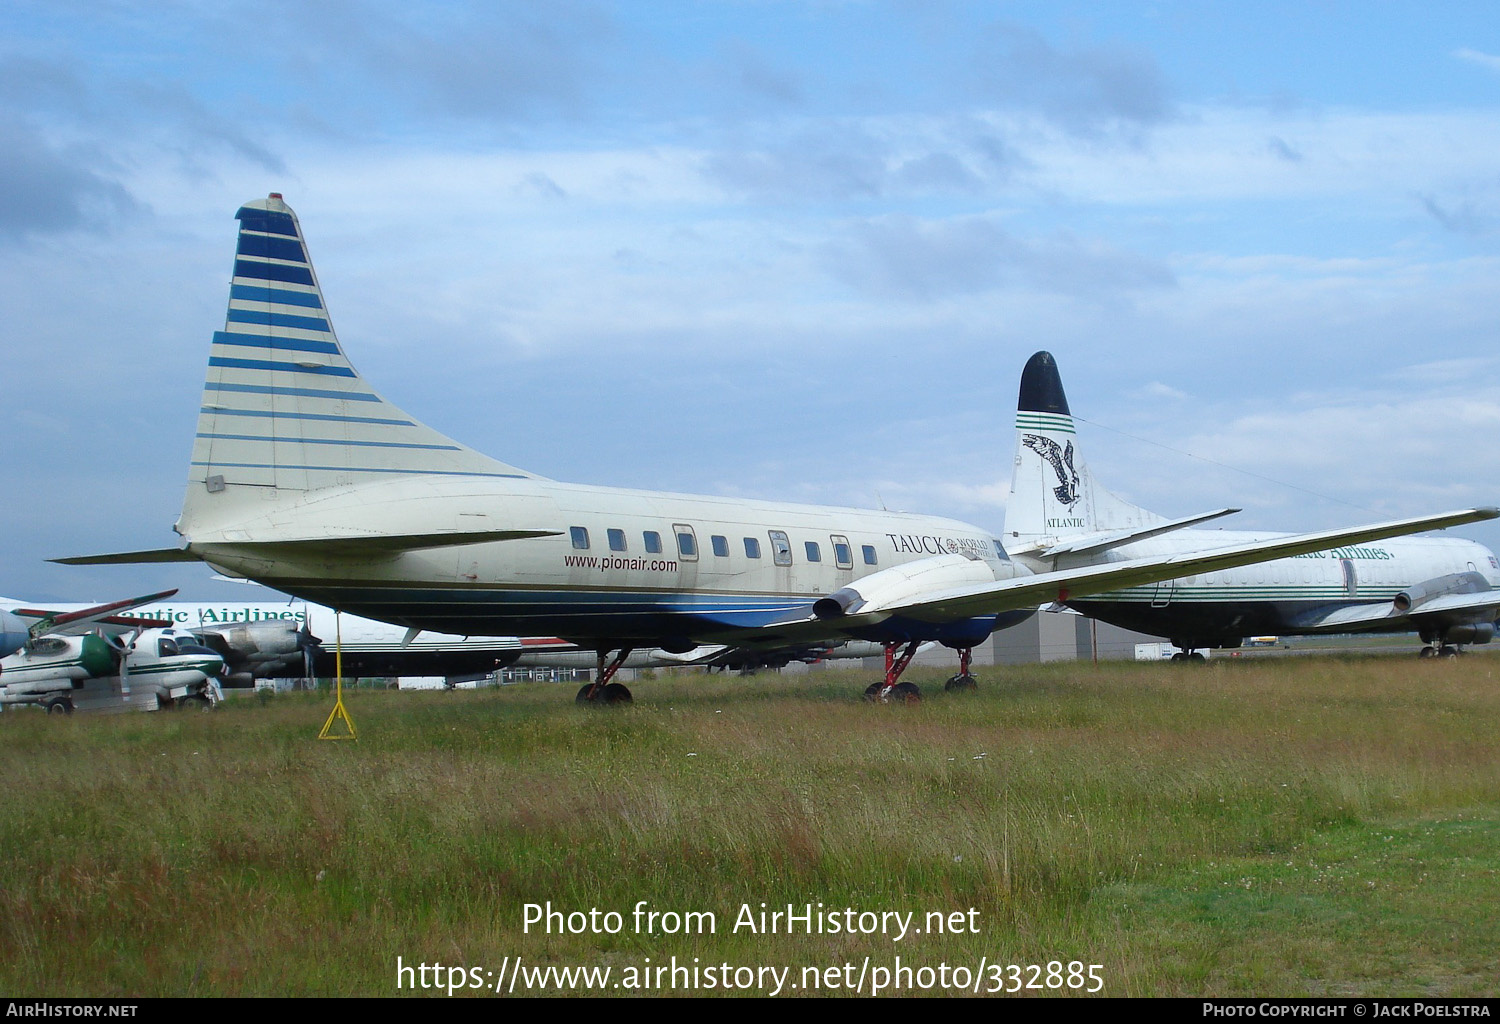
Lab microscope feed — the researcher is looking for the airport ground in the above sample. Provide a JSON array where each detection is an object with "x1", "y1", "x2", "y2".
[{"x1": 2, "y1": 653, "x2": 1496, "y2": 998}]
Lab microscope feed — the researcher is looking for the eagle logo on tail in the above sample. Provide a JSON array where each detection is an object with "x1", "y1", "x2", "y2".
[{"x1": 1022, "y1": 434, "x2": 1080, "y2": 507}]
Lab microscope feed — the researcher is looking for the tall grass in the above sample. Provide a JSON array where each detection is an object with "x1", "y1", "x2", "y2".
[{"x1": 2, "y1": 655, "x2": 1496, "y2": 996}]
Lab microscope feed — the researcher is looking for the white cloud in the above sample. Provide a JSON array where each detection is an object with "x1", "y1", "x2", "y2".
[{"x1": 1454, "y1": 48, "x2": 1500, "y2": 74}]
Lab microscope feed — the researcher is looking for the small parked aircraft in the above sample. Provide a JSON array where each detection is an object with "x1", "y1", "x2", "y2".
[{"x1": 0, "y1": 595, "x2": 225, "y2": 715}]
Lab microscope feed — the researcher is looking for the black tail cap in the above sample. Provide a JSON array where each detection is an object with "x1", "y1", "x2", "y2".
[{"x1": 1017, "y1": 351, "x2": 1070, "y2": 415}]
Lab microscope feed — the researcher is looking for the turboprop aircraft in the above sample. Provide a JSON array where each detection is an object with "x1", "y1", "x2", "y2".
[
  {"x1": 0, "y1": 620, "x2": 225, "y2": 715},
  {"x1": 55, "y1": 194, "x2": 1499, "y2": 702},
  {"x1": 1005, "y1": 352, "x2": 1500, "y2": 659}
]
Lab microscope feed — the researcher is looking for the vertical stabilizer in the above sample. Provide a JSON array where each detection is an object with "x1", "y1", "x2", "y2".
[
  {"x1": 1005, "y1": 351, "x2": 1163, "y2": 551},
  {"x1": 181, "y1": 194, "x2": 537, "y2": 535}
]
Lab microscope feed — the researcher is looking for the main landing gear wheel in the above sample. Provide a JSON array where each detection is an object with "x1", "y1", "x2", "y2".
[
  {"x1": 864, "y1": 640, "x2": 926, "y2": 703},
  {"x1": 863, "y1": 681, "x2": 922, "y2": 703},
  {"x1": 1419, "y1": 647, "x2": 1436, "y2": 659},
  {"x1": 577, "y1": 649, "x2": 636, "y2": 705},
  {"x1": 944, "y1": 674, "x2": 977, "y2": 692},
  {"x1": 575, "y1": 682, "x2": 633, "y2": 705},
  {"x1": 44, "y1": 696, "x2": 73, "y2": 715}
]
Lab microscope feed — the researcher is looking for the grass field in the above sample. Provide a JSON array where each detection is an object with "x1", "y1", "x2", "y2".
[{"x1": 2, "y1": 656, "x2": 1497, "y2": 997}]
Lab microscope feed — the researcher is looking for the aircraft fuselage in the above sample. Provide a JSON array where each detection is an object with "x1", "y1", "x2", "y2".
[
  {"x1": 1050, "y1": 532, "x2": 1500, "y2": 648},
  {"x1": 193, "y1": 476, "x2": 1029, "y2": 648}
]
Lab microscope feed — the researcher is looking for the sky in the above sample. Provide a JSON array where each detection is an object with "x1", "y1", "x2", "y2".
[{"x1": 4, "y1": 0, "x2": 1500, "y2": 604}]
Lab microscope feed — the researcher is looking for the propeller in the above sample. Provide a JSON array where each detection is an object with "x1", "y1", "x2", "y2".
[
  {"x1": 300, "y1": 610, "x2": 321, "y2": 688},
  {"x1": 99, "y1": 627, "x2": 140, "y2": 696}
]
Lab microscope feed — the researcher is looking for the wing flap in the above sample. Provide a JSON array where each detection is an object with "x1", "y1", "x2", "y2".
[
  {"x1": 1291, "y1": 590, "x2": 1500, "y2": 633},
  {"x1": 1402, "y1": 592, "x2": 1500, "y2": 618}
]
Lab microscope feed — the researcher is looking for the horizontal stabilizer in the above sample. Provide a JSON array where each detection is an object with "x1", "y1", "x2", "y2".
[
  {"x1": 1035, "y1": 508, "x2": 1241, "y2": 558},
  {"x1": 51, "y1": 548, "x2": 201, "y2": 566},
  {"x1": 54, "y1": 529, "x2": 562, "y2": 565}
]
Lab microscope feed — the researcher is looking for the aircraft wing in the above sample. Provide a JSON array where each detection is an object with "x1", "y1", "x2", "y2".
[
  {"x1": 813, "y1": 508, "x2": 1499, "y2": 629},
  {"x1": 1289, "y1": 591, "x2": 1500, "y2": 633},
  {"x1": 11, "y1": 589, "x2": 180, "y2": 641}
]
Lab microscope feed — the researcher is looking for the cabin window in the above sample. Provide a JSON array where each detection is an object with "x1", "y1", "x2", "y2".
[
  {"x1": 608, "y1": 528, "x2": 627, "y2": 552},
  {"x1": 769, "y1": 530, "x2": 792, "y2": 566},
  {"x1": 644, "y1": 531, "x2": 662, "y2": 554},
  {"x1": 744, "y1": 537, "x2": 761, "y2": 559},
  {"x1": 675, "y1": 524, "x2": 698, "y2": 560},
  {"x1": 570, "y1": 526, "x2": 590, "y2": 550},
  {"x1": 831, "y1": 535, "x2": 853, "y2": 569},
  {"x1": 805, "y1": 541, "x2": 822, "y2": 563},
  {"x1": 862, "y1": 544, "x2": 878, "y2": 566},
  {"x1": 711, "y1": 535, "x2": 729, "y2": 557}
]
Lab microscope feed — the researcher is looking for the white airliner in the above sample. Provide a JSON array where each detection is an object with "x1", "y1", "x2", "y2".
[
  {"x1": 1005, "y1": 352, "x2": 1500, "y2": 658},
  {"x1": 57, "y1": 194, "x2": 1498, "y2": 700}
]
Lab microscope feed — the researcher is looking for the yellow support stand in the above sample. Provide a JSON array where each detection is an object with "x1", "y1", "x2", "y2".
[{"x1": 318, "y1": 609, "x2": 357, "y2": 741}]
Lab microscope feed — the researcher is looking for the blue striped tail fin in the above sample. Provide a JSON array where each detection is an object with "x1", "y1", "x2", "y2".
[{"x1": 183, "y1": 194, "x2": 537, "y2": 533}]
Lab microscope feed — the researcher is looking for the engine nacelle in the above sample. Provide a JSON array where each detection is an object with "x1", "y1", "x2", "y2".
[
  {"x1": 1393, "y1": 571, "x2": 1490, "y2": 613},
  {"x1": 1444, "y1": 622, "x2": 1494, "y2": 645},
  {"x1": 0, "y1": 609, "x2": 32, "y2": 658},
  {"x1": 0, "y1": 635, "x2": 115, "y2": 695},
  {"x1": 193, "y1": 620, "x2": 305, "y2": 678},
  {"x1": 814, "y1": 553, "x2": 1003, "y2": 620}
]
